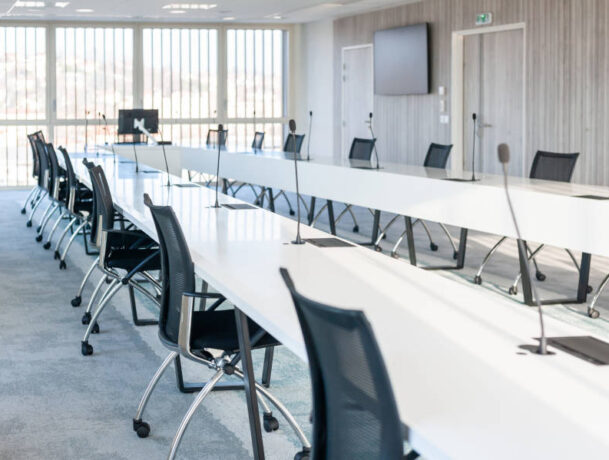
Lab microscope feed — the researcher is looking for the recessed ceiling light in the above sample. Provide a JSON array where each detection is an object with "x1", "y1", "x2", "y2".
[
  {"x1": 75, "y1": 8, "x2": 93, "y2": 12},
  {"x1": 54, "y1": 1, "x2": 69, "y2": 7},
  {"x1": 14, "y1": 1, "x2": 45, "y2": 7},
  {"x1": 272, "y1": 15, "x2": 282, "y2": 19},
  {"x1": 222, "y1": 16, "x2": 235, "y2": 20},
  {"x1": 162, "y1": 3, "x2": 216, "y2": 9},
  {"x1": 170, "y1": 9, "x2": 185, "y2": 13}
]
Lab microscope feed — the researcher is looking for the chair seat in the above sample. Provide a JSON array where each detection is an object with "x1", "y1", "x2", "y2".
[
  {"x1": 190, "y1": 309, "x2": 278, "y2": 353},
  {"x1": 106, "y1": 248, "x2": 161, "y2": 272}
]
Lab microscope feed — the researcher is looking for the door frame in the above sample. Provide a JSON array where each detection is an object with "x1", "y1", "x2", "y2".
[
  {"x1": 341, "y1": 43, "x2": 374, "y2": 158},
  {"x1": 450, "y1": 22, "x2": 526, "y2": 174}
]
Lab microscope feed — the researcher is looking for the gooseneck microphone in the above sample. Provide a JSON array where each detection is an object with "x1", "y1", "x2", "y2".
[
  {"x1": 290, "y1": 119, "x2": 304, "y2": 245},
  {"x1": 498, "y1": 143, "x2": 548, "y2": 355},
  {"x1": 368, "y1": 112, "x2": 381, "y2": 169},
  {"x1": 306, "y1": 110, "x2": 313, "y2": 161},
  {"x1": 102, "y1": 114, "x2": 117, "y2": 163},
  {"x1": 213, "y1": 124, "x2": 224, "y2": 208},
  {"x1": 471, "y1": 113, "x2": 477, "y2": 181},
  {"x1": 158, "y1": 127, "x2": 171, "y2": 187},
  {"x1": 84, "y1": 110, "x2": 90, "y2": 153}
]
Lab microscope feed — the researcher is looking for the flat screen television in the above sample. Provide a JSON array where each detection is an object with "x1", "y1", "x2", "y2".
[
  {"x1": 374, "y1": 23, "x2": 429, "y2": 95},
  {"x1": 118, "y1": 109, "x2": 159, "y2": 135}
]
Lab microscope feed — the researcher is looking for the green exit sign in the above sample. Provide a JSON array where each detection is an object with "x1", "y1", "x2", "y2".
[{"x1": 476, "y1": 12, "x2": 493, "y2": 26}]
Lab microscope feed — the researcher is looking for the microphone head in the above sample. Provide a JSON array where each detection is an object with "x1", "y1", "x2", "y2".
[
  {"x1": 289, "y1": 119, "x2": 296, "y2": 133},
  {"x1": 217, "y1": 124, "x2": 223, "y2": 132},
  {"x1": 472, "y1": 113, "x2": 477, "y2": 120},
  {"x1": 497, "y1": 143, "x2": 510, "y2": 164},
  {"x1": 309, "y1": 110, "x2": 313, "y2": 117},
  {"x1": 102, "y1": 114, "x2": 106, "y2": 120},
  {"x1": 369, "y1": 112, "x2": 373, "y2": 119}
]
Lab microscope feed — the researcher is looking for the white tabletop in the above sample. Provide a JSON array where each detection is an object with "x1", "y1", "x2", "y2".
[{"x1": 75, "y1": 153, "x2": 609, "y2": 460}]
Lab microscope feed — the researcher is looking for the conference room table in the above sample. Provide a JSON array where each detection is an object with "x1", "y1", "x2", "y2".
[
  {"x1": 71, "y1": 151, "x2": 609, "y2": 460},
  {"x1": 102, "y1": 142, "x2": 609, "y2": 308}
]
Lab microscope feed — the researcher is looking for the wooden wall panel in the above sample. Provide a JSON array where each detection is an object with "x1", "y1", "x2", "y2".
[{"x1": 333, "y1": 0, "x2": 609, "y2": 185}]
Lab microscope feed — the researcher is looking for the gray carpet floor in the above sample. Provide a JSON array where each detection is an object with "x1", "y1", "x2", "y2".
[{"x1": 2, "y1": 185, "x2": 609, "y2": 460}]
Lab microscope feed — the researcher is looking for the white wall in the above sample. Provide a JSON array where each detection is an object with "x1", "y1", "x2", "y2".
[{"x1": 293, "y1": 19, "x2": 335, "y2": 158}]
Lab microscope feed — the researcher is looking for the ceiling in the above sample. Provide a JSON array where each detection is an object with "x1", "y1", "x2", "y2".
[{"x1": 0, "y1": 0, "x2": 422, "y2": 23}]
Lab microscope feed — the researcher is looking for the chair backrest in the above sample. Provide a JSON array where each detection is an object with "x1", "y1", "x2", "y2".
[
  {"x1": 280, "y1": 268, "x2": 404, "y2": 460},
  {"x1": 348, "y1": 138, "x2": 376, "y2": 161},
  {"x1": 252, "y1": 131, "x2": 265, "y2": 150},
  {"x1": 34, "y1": 139, "x2": 50, "y2": 190},
  {"x1": 144, "y1": 194, "x2": 195, "y2": 345},
  {"x1": 45, "y1": 143, "x2": 62, "y2": 198},
  {"x1": 529, "y1": 151, "x2": 579, "y2": 182},
  {"x1": 283, "y1": 133, "x2": 305, "y2": 153},
  {"x1": 27, "y1": 131, "x2": 45, "y2": 178},
  {"x1": 81, "y1": 158, "x2": 99, "y2": 243},
  {"x1": 423, "y1": 143, "x2": 453, "y2": 169},
  {"x1": 206, "y1": 128, "x2": 228, "y2": 147},
  {"x1": 86, "y1": 162, "x2": 115, "y2": 232}
]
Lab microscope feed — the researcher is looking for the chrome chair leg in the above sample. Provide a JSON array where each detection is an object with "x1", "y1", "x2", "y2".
[
  {"x1": 44, "y1": 209, "x2": 66, "y2": 249},
  {"x1": 374, "y1": 214, "x2": 401, "y2": 249},
  {"x1": 36, "y1": 203, "x2": 58, "y2": 241},
  {"x1": 21, "y1": 186, "x2": 39, "y2": 214},
  {"x1": 334, "y1": 204, "x2": 359, "y2": 233},
  {"x1": 167, "y1": 369, "x2": 225, "y2": 460},
  {"x1": 35, "y1": 201, "x2": 54, "y2": 233},
  {"x1": 81, "y1": 280, "x2": 123, "y2": 355},
  {"x1": 26, "y1": 191, "x2": 47, "y2": 227},
  {"x1": 508, "y1": 243, "x2": 545, "y2": 295},
  {"x1": 438, "y1": 223, "x2": 459, "y2": 258},
  {"x1": 71, "y1": 257, "x2": 99, "y2": 307},
  {"x1": 310, "y1": 203, "x2": 329, "y2": 228},
  {"x1": 83, "y1": 277, "x2": 116, "y2": 325},
  {"x1": 133, "y1": 351, "x2": 179, "y2": 438},
  {"x1": 473, "y1": 236, "x2": 508, "y2": 285},
  {"x1": 390, "y1": 217, "x2": 411, "y2": 258},
  {"x1": 413, "y1": 219, "x2": 438, "y2": 252},
  {"x1": 58, "y1": 219, "x2": 88, "y2": 269},
  {"x1": 53, "y1": 216, "x2": 78, "y2": 259},
  {"x1": 588, "y1": 272, "x2": 609, "y2": 319},
  {"x1": 273, "y1": 190, "x2": 295, "y2": 215}
]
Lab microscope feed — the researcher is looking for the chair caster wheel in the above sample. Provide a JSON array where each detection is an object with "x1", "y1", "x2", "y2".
[
  {"x1": 91, "y1": 323, "x2": 100, "y2": 334},
  {"x1": 374, "y1": 245, "x2": 382, "y2": 253},
  {"x1": 54, "y1": 251, "x2": 60, "y2": 260},
  {"x1": 81, "y1": 341, "x2": 93, "y2": 356},
  {"x1": 133, "y1": 419, "x2": 150, "y2": 438},
  {"x1": 71, "y1": 296, "x2": 82, "y2": 307},
  {"x1": 263, "y1": 413, "x2": 279, "y2": 432},
  {"x1": 35, "y1": 235, "x2": 42, "y2": 242},
  {"x1": 59, "y1": 260, "x2": 67, "y2": 270},
  {"x1": 382, "y1": 234, "x2": 387, "y2": 239},
  {"x1": 430, "y1": 242, "x2": 438, "y2": 251},
  {"x1": 43, "y1": 242, "x2": 51, "y2": 250},
  {"x1": 254, "y1": 200, "x2": 261, "y2": 206},
  {"x1": 453, "y1": 251, "x2": 459, "y2": 260},
  {"x1": 294, "y1": 448, "x2": 310, "y2": 460},
  {"x1": 353, "y1": 225, "x2": 359, "y2": 233},
  {"x1": 36, "y1": 226, "x2": 41, "y2": 232},
  {"x1": 473, "y1": 275, "x2": 482, "y2": 285},
  {"x1": 105, "y1": 277, "x2": 112, "y2": 284},
  {"x1": 82, "y1": 312, "x2": 92, "y2": 325},
  {"x1": 390, "y1": 252, "x2": 399, "y2": 259},
  {"x1": 588, "y1": 309, "x2": 600, "y2": 319},
  {"x1": 587, "y1": 285, "x2": 593, "y2": 294},
  {"x1": 289, "y1": 210, "x2": 295, "y2": 216},
  {"x1": 21, "y1": 208, "x2": 26, "y2": 214},
  {"x1": 508, "y1": 286, "x2": 518, "y2": 295},
  {"x1": 536, "y1": 272, "x2": 546, "y2": 282},
  {"x1": 26, "y1": 220, "x2": 32, "y2": 227}
]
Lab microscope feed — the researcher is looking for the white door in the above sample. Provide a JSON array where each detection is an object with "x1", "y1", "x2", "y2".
[
  {"x1": 462, "y1": 28, "x2": 524, "y2": 176},
  {"x1": 342, "y1": 45, "x2": 374, "y2": 159}
]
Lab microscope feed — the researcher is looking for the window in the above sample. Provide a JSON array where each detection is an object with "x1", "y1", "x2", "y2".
[
  {"x1": 0, "y1": 26, "x2": 46, "y2": 186},
  {"x1": 226, "y1": 29, "x2": 286, "y2": 149},
  {"x1": 143, "y1": 28, "x2": 217, "y2": 145},
  {"x1": 55, "y1": 26, "x2": 133, "y2": 153}
]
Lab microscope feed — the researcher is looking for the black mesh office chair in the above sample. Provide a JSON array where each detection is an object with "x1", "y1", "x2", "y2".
[
  {"x1": 280, "y1": 268, "x2": 419, "y2": 460},
  {"x1": 383, "y1": 143, "x2": 459, "y2": 258},
  {"x1": 33, "y1": 143, "x2": 66, "y2": 243},
  {"x1": 205, "y1": 128, "x2": 229, "y2": 147},
  {"x1": 21, "y1": 131, "x2": 46, "y2": 215},
  {"x1": 474, "y1": 151, "x2": 587, "y2": 295},
  {"x1": 25, "y1": 138, "x2": 51, "y2": 228},
  {"x1": 252, "y1": 131, "x2": 265, "y2": 150},
  {"x1": 284, "y1": 133, "x2": 305, "y2": 153},
  {"x1": 133, "y1": 195, "x2": 310, "y2": 460},
  {"x1": 80, "y1": 162, "x2": 161, "y2": 356}
]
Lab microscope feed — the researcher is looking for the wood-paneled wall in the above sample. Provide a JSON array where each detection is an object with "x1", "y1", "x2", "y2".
[{"x1": 333, "y1": 0, "x2": 609, "y2": 185}]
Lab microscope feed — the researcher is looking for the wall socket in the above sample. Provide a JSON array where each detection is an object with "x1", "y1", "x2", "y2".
[{"x1": 440, "y1": 114, "x2": 450, "y2": 124}]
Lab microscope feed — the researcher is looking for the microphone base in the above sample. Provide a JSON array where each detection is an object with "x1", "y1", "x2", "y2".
[
  {"x1": 291, "y1": 237, "x2": 305, "y2": 245},
  {"x1": 518, "y1": 344, "x2": 555, "y2": 356},
  {"x1": 443, "y1": 177, "x2": 480, "y2": 183}
]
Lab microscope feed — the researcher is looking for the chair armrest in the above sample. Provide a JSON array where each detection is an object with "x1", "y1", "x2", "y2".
[
  {"x1": 183, "y1": 291, "x2": 226, "y2": 311},
  {"x1": 106, "y1": 229, "x2": 155, "y2": 250}
]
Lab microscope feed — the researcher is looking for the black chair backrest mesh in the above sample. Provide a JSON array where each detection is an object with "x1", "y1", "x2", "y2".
[
  {"x1": 27, "y1": 131, "x2": 45, "y2": 177},
  {"x1": 88, "y1": 165, "x2": 115, "y2": 231},
  {"x1": 280, "y1": 269, "x2": 404, "y2": 460},
  {"x1": 206, "y1": 129, "x2": 228, "y2": 147},
  {"x1": 58, "y1": 146, "x2": 76, "y2": 195},
  {"x1": 529, "y1": 151, "x2": 579, "y2": 182},
  {"x1": 144, "y1": 194, "x2": 195, "y2": 345},
  {"x1": 424, "y1": 143, "x2": 453, "y2": 169},
  {"x1": 45, "y1": 143, "x2": 62, "y2": 196},
  {"x1": 82, "y1": 159, "x2": 98, "y2": 242},
  {"x1": 252, "y1": 132, "x2": 265, "y2": 150},
  {"x1": 34, "y1": 139, "x2": 50, "y2": 190},
  {"x1": 349, "y1": 138, "x2": 376, "y2": 161},
  {"x1": 283, "y1": 134, "x2": 305, "y2": 153}
]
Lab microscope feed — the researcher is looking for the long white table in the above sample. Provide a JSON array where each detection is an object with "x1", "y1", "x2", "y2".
[
  {"x1": 72, "y1": 152, "x2": 609, "y2": 460},
  {"x1": 105, "y1": 143, "x2": 609, "y2": 307}
]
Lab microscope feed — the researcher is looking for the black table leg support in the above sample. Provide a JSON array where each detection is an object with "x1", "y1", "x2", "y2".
[
  {"x1": 268, "y1": 189, "x2": 275, "y2": 213},
  {"x1": 308, "y1": 197, "x2": 316, "y2": 225},
  {"x1": 234, "y1": 308, "x2": 265, "y2": 460},
  {"x1": 371, "y1": 210, "x2": 381, "y2": 245},
  {"x1": 261, "y1": 346, "x2": 274, "y2": 388},
  {"x1": 327, "y1": 200, "x2": 336, "y2": 236},
  {"x1": 405, "y1": 217, "x2": 417, "y2": 266}
]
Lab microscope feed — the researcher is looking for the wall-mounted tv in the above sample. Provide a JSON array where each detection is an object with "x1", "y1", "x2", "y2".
[{"x1": 374, "y1": 23, "x2": 429, "y2": 95}]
